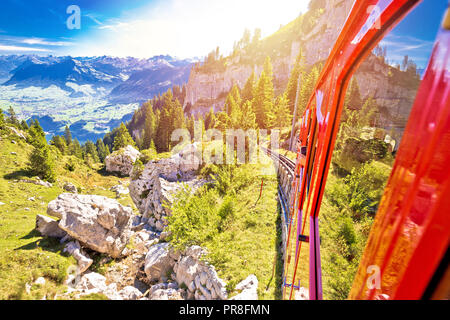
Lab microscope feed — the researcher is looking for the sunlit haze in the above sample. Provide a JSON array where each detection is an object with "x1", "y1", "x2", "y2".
[{"x1": 0, "y1": 0, "x2": 309, "y2": 58}]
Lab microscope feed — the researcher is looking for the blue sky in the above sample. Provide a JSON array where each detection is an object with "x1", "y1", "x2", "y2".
[
  {"x1": 380, "y1": 0, "x2": 448, "y2": 68},
  {"x1": 0, "y1": 0, "x2": 309, "y2": 58},
  {"x1": 0, "y1": 0, "x2": 447, "y2": 64}
]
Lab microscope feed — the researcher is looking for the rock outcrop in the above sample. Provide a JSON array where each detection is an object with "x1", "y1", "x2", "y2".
[
  {"x1": 63, "y1": 182, "x2": 77, "y2": 193},
  {"x1": 230, "y1": 275, "x2": 259, "y2": 300},
  {"x1": 129, "y1": 143, "x2": 205, "y2": 231},
  {"x1": 148, "y1": 282, "x2": 185, "y2": 300},
  {"x1": 143, "y1": 244, "x2": 228, "y2": 300},
  {"x1": 110, "y1": 184, "x2": 129, "y2": 198},
  {"x1": 35, "y1": 214, "x2": 67, "y2": 238},
  {"x1": 105, "y1": 145, "x2": 141, "y2": 176},
  {"x1": 47, "y1": 193, "x2": 134, "y2": 258},
  {"x1": 131, "y1": 229, "x2": 159, "y2": 255},
  {"x1": 19, "y1": 177, "x2": 52, "y2": 188},
  {"x1": 184, "y1": 0, "x2": 353, "y2": 114},
  {"x1": 144, "y1": 243, "x2": 177, "y2": 283},
  {"x1": 173, "y1": 246, "x2": 228, "y2": 300},
  {"x1": 70, "y1": 272, "x2": 144, "y2": 300},
  {"x1": 63, "y1": 241, "x2": 93, "y2": 274}
]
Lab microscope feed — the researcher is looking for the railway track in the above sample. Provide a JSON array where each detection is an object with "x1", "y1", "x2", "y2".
[
  {"x1": 261, "y1": 147, "x2": 296, "y2": 229},
  {"x1": 262, "y1": 147, "x2": 296, "y2": 174}
]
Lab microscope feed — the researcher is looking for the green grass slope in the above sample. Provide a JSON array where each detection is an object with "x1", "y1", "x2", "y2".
[{"x1": 0, "y1": 132, "x2": 133, "y2": 300}]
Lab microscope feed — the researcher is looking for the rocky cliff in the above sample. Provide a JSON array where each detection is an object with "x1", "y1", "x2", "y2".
[
  {"x1": 184, "y1": 0, "x2": 418, "y2": 140},
  {"x1": 184, "y1": 0, "x2": 354, "y2": 113}
]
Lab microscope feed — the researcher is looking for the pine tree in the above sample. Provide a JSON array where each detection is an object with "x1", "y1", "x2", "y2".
[
  {"x1": 172, "y1": 99, "x2": 186, "y2": 131},
  {"x1": 28, "y1": 121, "x2": 56, "y2": 182},
  {"x1": 345, "y1": 78, "x2": 362, "y2": 110},
  {"x1": 143, "y1": 104, "x2": 157, "y2": 150},
  {"x1": 205, "y1": 108, "x2": 216, "y2": 130},
  {"x1": 155, "y1": 90, "x2": 178, "y2": 152},
  {"x1": 0, "y1": 108, "x2": 4, "y2": 129},
  {"x1": 224, "y1": 92, "x2": 237, "y2": 117},
  {"x1": 298, "y1": 65, "x2": 320, "y2": 115},
  {"x1": 113, "y1": 123, "x2": 135, "y2": 151},
  {"x1": 96, "y1": 139, "x2": 110, "y2": 162},
  {"x1": 253, "y1": 77, "x2": 273, "y2": 127},
  {"x1": 286, "y1": 50, "x2": 305, "y2": 114},
  {"x1": 28, "y1": 119, "x2": 45, "y2": 144},
  {"x1": 150, "y1": 139, "x2": 156, "y2": 151},
  {"x1": 240, "y1": 100, "x2": 257, "y2": 130},
  {"x1": 84, "y1": 140, "x2": 100, "y2": 163},
  {"x1": 214, "y1": 112, "x2": 231, "y2": 131},
  {"x1": 268, "y1": 94, "x2": 292, "y2": 130},
  {"x1": 7, "y1": 106, "x2": 18, "y2": 125},
  {"x1": 70, "y1": 139, "x2": 83, "y2": 159},
  {"x1": 64, "y1": 125, "x2": 72, "y2": 146},
  {"x1": 230, "y1": 85, "x2": 242, "y2": 107},
  {"x1": 50, "y1": 135, "x2": 67, "y2": 154},
  {"x1": 230, "y1": 101, "x2": 243, "y2": 129},
  {"x1": 187, "y1": 114, "x2": 195, "y2": 138},
  {"x1": 360, "y1": 97, "x2": 379, "y2": 128},
  {"x1": 242, "y1": 72, "x2": 256, "y2": 103},
  {"x1": 252, "y1": 28, "x2": 262, "y2": 45},
  {"x1": 252, "y1": 56, "x2": 275, "y2": 128},
  {"x1": 20, "y1": 120, "x2": 29, "y2": 130},
  {"x1": 156, "y1": 107, "x2": 170, "y2": 152}
]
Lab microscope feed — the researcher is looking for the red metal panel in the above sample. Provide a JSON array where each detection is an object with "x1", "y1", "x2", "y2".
[{"x1": 350, "y1": 18, "x2": 450, "y2": 300}]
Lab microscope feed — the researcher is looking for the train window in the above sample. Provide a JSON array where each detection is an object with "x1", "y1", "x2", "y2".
[{"x1": 316, "y1": 2, "x2": 445, "y2": 300}]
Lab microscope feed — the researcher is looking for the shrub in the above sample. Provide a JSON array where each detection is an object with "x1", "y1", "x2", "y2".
[
  {"x1": 65, "y1": 158, "x2": 76, "y2": 172},
  {"x1": 139, "y1": 148, "x2": 157, "y2": 164},
  {"x1": 328, "y1": 161, "x2": 390, "y2": 218},
  {"x1": 166, "y1": 185, "x2": 221, "y2": 250},
  {"x1": 333, "y1": 138, "x2": 389, "y2": 173}
]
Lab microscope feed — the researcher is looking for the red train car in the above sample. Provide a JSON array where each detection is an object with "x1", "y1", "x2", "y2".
[{"x1": 286, "y1": 0, "x2": 449, "y2": 300}]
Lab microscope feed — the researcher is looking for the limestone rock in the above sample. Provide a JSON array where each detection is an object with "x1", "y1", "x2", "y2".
[
  {"x1": 116, "y1": 286, "x2": 143, "y2": 300},
  {"x1": 174, "y1": 255, "x2": 201, "y2": 290},
  {"x1": 132, "y1": 230, "x2": 159, "y2": 254},
  {"x1": 174, "y1": 246, "x2": 227, "y2": 300},
  {"x1": 144, "y1": 243, "x2": 176, "y2": 283},
  {"x1": 35, "y1": 214, "x2": 67, "y2": 238},
  {"x1": 110, "y1": 184, "x2": 129, "y2": 198},
  {"x1": 230, "y1": 275, "x2": 258, "y2": 300},
  {"x1": 63, "y1": 182, "x2": 77, "y2": 193},
  {"x1": 47, "y1": 193, "x2": 134, "y2": 258},
  {"x1": 19, "y1": 177, "x2": 52, "y2": 188},
  {"x1": 129, "y1": 143, "x2": 205, "y2": 227},
  {"x1": 149, "y1": 283, "x2": 184, "y2": 300},
  {"x1": 7, "y1": 126, "x2": 27, "y2": 140},
  {"x1": 63, "y1": 241, "x2": 93, "y2": 274},
  {"x1": 76, "y1": 272, "x2": 108, "y2": 292},
  {"x1": 105, "y1": 145, "x2": 141, "y2": 176}
]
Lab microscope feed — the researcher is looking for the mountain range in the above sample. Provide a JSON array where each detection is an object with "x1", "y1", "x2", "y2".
[{"x1": 0, "y1": 54, "x2": 195, "y2": 142}]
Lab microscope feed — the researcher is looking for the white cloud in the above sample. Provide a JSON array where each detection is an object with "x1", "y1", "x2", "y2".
[
  {"x1": 67, "y1": 0, "x2": 309, "y2": 58},
  {"x1": 379, "y1": 33, "x2": 434, "y2": 68},
  {"x1": 85, "y1": 14, "x2": 103, "y2": 26},
  {"x1": 0, "y1": 45, "x2": 50, "y2": 52},
  {"x1": 21, "y1": 38, "x2": 73, "y2": 46}
]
